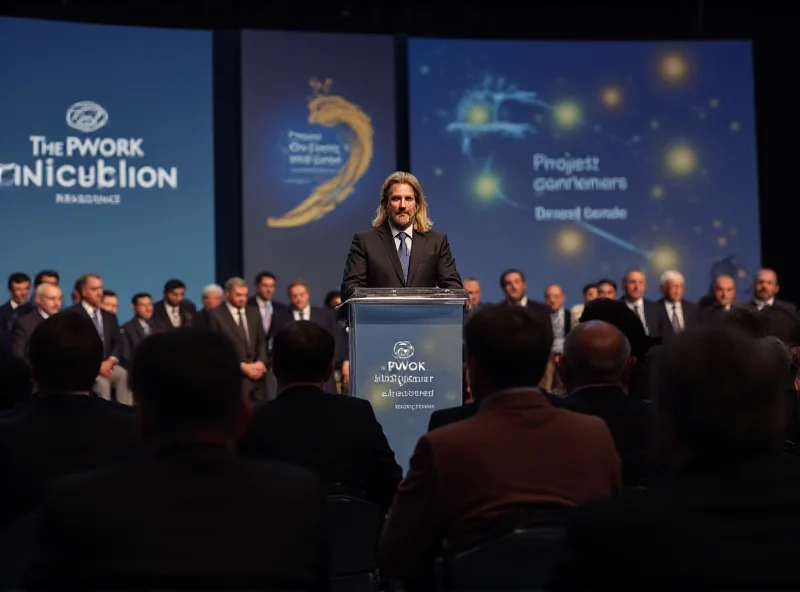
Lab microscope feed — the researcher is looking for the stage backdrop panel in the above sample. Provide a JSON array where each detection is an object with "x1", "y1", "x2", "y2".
[
  {"x1": 241, "y1": 31, "x2": 397, "y2": 302},
  {"x1": 408, "y1": 39, "x2": 761, "y2": 303},
  {"x1": 0, "y1": 18, "x2": 214, "y2": 310}
]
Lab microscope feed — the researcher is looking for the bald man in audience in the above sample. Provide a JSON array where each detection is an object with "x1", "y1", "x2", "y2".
[
  {"x1": 380, "y1": 304, "x2": 620, "y2": 586},
  {"x1": 746, "y1": 268, "x2": 796, "y2": 313},
  {"x1": 654, "y1": 270, "x2": 699, "y2": 339},
  {"x1": 559, "y1": 321, "x2": 652, "y2": 488},
  {"x1": 10, "y1": 282, "x2": 63, "y2": 362}
]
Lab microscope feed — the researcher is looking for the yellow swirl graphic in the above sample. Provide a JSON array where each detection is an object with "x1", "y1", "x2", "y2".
[{"x1": 267, "y1": 89, "x2": 374, "y2": 228}]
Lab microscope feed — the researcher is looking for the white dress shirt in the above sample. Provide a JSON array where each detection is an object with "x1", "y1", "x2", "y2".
[
  {"x1": 165, "y1": 303, "x2": 181, "y2": 327},
  {"x1": 225, "y1": 301, "x2": 250, "y2": 342},
  {"x1": 624, "y1": 298, "x2": 649, "y2": 334},
  {"x1": 755, "y1": 298, "x2": 775, "y2": 310},
  {"x1": 293, "y1": 305, "x2": 311, "y2": 321},
  {"x1": 663, "y1": 300, "x2": 685, "y2": 330}
]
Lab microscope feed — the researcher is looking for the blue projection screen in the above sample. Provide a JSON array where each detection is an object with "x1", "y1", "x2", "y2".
[
  {"x1": 241, "y1": 31, "x2": 397, "y2": 302},
  {"x1": 0, "y1": 18, "x2": 215, "y2": 308},
  {"x1": 408, "y1": 39, "x2": 761, "y2": 302}
]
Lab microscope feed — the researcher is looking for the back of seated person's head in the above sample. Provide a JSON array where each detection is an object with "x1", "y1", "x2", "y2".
[
  {"x1": 272, "y1": 321, "x2": 335, "y2": 388},
  {"x1": 718, "y1": 304, "x2": 766, "y2": 338},
  {"x1": 654, "y1": 325, "x2": 786, "y2": 469},
  {"x1": 29, "y1": 313, "x2": 103, "y2": 394},
  {"x1": 560, "y1": 320, "x2": 632, "y2": 393},
  {"x1": 0, "y1": 358, "x2": 33, "y2": 411},
  {"x1": 130, "y1": 328, "x2": 246, "y2": 445},
  {"x1": 579, "y1": 298, "x2": 651, "y2": 363},
  {"x1": 464, "y1": 304, "x2": 552, "y2": 400},
  {"x1": 760, "y1": 306, "x2": 800, "y2": 347}
]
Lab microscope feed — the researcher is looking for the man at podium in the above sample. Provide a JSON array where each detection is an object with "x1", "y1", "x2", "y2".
[{"x1": 340, "y1": 171, "x2": 463, "y2": 301}]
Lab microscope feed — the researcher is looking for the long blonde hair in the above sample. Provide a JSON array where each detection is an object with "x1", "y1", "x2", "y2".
[{"x1": 371, "y1": 171, "x2": 433, "y2": 232}]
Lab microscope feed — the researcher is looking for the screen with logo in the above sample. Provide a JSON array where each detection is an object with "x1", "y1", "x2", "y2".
[
  {"x1": 0, "y1": 17, "x2": 214, "y2": 309},
  {"x1": 241, "y1": 31, "x2": 397, "y2": 302},
  {"x1": 408, "y1": 39, "x2": 761, "y2": 302}
]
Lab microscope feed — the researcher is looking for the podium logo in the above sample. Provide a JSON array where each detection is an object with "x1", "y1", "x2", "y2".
[
  {"x1": 389, "y1": 341, "x2": 425, "y2": 371},
  {"x1": 66, "y1": 101, "x2": 109, "y2": 133}
]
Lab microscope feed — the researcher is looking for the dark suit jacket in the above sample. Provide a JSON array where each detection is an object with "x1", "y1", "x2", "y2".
[
  {"x1": 246, "y1": 297, "x2": 288, "y2": 335},
  {"x1": 743, "y1": 298, "x2": 798, "y2": 314},
  {"x1": 151, "y1": 299, "x2": 197, "y2": 329},
  {"x1": 653, "y1": 298, "x2": 700, "y2": 339},
  {"x1": 559, "y1": 385, "x2": 652, "y2": 488},
  {"x1": 340, "y1": 222, "x2": 463, "y2": 302},
  {"x1": 65, "y1": 303, "x2": 121, "y2": 360},
  {"x1": 380, "y1": 390, "x2": 621, "y2": 583},
  {"x1": 621, "y1": 298, "x2": 660, "y2": 337},
  {"x1": 119, "y1": 318, "x2": 160, "y2": 370},
  {"x1": 0, "y1": 393, "x2": 144, "y2": 530},
  {"x1": 0, "y1": 301, "x2": 32, "y2": 361},
  {"x1": 551, "y1": 453, "x2": 800, "y2": 590},
  {"x1": 25, "y1": 443, "x2": 328, "y2": 591},
  {"x1": 240, "y1": 385, "x2": 402, "y2": 511},
  {"x1": 500, "y1": 299, "x2": 554, "y2": 342},
  {"x1": 207, "y1": 305, "x2": 270, "y2": 401},
  {"x1": 9, "y1": 309, "x2": 47, "y2": 362},
  {"x1": 270, "y1": 306, "x2": 349, "y2": 362}
]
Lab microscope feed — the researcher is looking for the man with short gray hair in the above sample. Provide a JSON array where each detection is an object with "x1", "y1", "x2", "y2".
[
  {"x1": 10, "y1": 282, "x2": 63, "y2": 362},
  {"x1": 559, "y1": 320, "x2": 651, "y2": 487},
  {"x1": 654, "y1": 269, "x2": 699, "y2": 338},
  {"x1": 195, "y1": 284, "x2": 224, "y2": 329},
  {"x1": 207, "y1": 277, "x2": 273, "y2": 402}
]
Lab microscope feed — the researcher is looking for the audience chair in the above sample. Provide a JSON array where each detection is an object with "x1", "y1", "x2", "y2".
[{"x1": 326, "y1": 493, "x2": 383, "y2": 592}]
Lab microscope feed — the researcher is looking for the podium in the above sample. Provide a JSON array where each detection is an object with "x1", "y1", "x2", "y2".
[{"x1": 340, "y1": 287, "x2": 469, "y2": 474}]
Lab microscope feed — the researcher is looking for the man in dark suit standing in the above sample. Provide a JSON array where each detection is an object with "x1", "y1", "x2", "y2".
[
  {"x1": 25, "y1": 328, "x2": 327, "y2": 591},
  {"x1": 151, "y1": 278, "x2": 197, "y2": 329},
  {"x1": 0, "y1": 313, "x2": 143, "y2": 531},
  {"x1": 653, "y1": 270, "x2": 700, "y2": 339},
  {"x1": 341, "y1": 171, "x2": 463, "y2": 302},
  {"x1": 0, "y1": 272, "x2": 32, "y2": 361},
  {"x1": 207, "y1": 277, "x2": 274, "y2": 403},
  {"x1": 270, "y1": 281, "x2": 348, "y2": 393},
  {"x1": 65, "y1": 274, "x2": 131, "y2": 405},
  {"x1": 119, "y1": 293, "x2": 162, "y2": 370},
  {"x1": 621, "y1": 269, "x2": 660, "y2": 337},
  {"x1": 10, "y1": 282, "x2": 63, "y2": 362},
  {"x1": 247, "y1": 271, "x2": 288, "y2": 339},
  {"x1": 240, "y1": 321, "x2": 402, "y2": 511},
  {"x1": 744, "y1": 268, "x2": 797, "y2": 313}
]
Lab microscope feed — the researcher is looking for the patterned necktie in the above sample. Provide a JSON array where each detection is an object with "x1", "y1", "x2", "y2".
[
  {"x1": 262, "y1": 302, "x2": 272, "y2": 334},
  {"x1": 552, "y1": 312, "x2": 564, "y2": 338},
  {"x1": 172, "y1": 306, "x2": 181, "y2": 327},
  {"x1": 671, "y1": 304, "x2": 682, "y2": 333},
  {"x1": 237, "y1": 309, "x2": 249, "y2": 345},
  {"x1": 397, "y1": 231, "x2": 410, "y2": 281},
  {"x1": 92, "y1": 308, "x2": 104, "y2": 342}
]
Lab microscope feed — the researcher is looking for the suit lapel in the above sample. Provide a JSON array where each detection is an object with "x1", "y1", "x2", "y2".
[
  {"x1": 406, "y1": 231, "x2": 427, "y2": 286},
  {"x1": 221, "y1": 308, "x2": 249, "y2": 347},
  {"x1": 378, "y1": 223, "x2": 406, "y2": 284}
]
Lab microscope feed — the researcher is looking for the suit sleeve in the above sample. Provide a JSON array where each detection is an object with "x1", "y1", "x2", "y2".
[
  {"x1": 379, "y1": 435, "x2": 443, "y2": 582},
  {"x1": 108, "y1": 315, "x2": 122, "y2": 360},
  {"x1": 254, "y1": 317, "x2": 268, "y2": 365},
  {"x1": 9, "y1": 319, "x2": 28, "y2": 360},
  {"x1": 119, "y1": 326, "x2": 134, "y2": 370},
  {"x1": 436, "y1": 234, "x2": 463, "y2": 289},
  {"x1": 340, "y1": 233, "x2": 368, "y2": 302}
]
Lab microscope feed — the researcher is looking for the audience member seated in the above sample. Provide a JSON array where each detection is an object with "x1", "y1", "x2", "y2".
[
  {"x1": 579, "y1": 297, "x2": 659, "y2": 400},
  {"x1": 379, "y1": 304, "x2": 621, "y2": 586},
  {"x1": 240, "y1": 321, "x2": 401, "y2": 512},
  {"x1": 551, "y1": 325, "x2": 800, "y2": 590},
  {"x1": 0, "y1": 358, "x2": 32, "y2": 412},
  {"x1": 10, "y1": 282, "x2": 63, "y2": 363},
  {"x1": 558, "y1": 321, "x2": 653, "y2": 488},
  {"x1": 25, "y1": 327, "x2": 328, "y2": 591},
  {"x1": 0, "y1": 313, "x2": 143, "y2": 530}
]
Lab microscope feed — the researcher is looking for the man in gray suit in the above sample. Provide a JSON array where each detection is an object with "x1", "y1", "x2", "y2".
[{"x1": 206, "y1": 277, "x2": 275, "y2": 402}]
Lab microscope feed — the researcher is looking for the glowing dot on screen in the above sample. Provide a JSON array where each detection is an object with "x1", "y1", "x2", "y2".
[
  {"x1": 631, "y1": 135, "x2": 641, "y2": 143},
  {"x1": 694, "y1": 226, "x2": 703, "y2": 234},
  {"x1": 473, "y1": 172, "x2": 499, "y2": 201},
  {"x1": 659, "y1": 52, "x2": 689, "y2": 83},
  {"x1": 651, "y1": 245, "x2": 679, "y2": 272},
  {"x1": 666, "y1": 144, "x2": 698, "y2": 175},
  {"x1": 433, "y1": 167, "x2": 443, "y2": 177},
  {"x1": 738, "y1": 269, "x2": 747, "y2": 279},
  {"x1": 465, "y1": 102, "x2": 492, "y2": 125},
  {"x1": 730, "y1": 121, "x2": 741, "y2": 132},
  {"x1": 710, "y1": 98, "x2": 720, "y2": 108},
  {"x1": 650, "y1": 120, "x2": 660, "y2": 129},
  {"x1": 698, "y1": 111, "x2": 707, "y2": 120},
  {"x1": 556, "y1": 228, "x2": 583, "y2": 255},
  {"x1": 420, "y1": 65, "x2": 430, "y2": 75},
  {"x1": 717, "y1": 236, "x2": 728, "y2": 247},
  {"x1": 601, "y1": 86, "x2": 623, "y2": 108},
  {"x1": 729, "y1": 227, "x2": 738, "y2": 236},
  {"x1": 712, "y1": 219, "x2": 722, "y2": 229},
  {"x1": 553, "y1": 101, "x2": 582, "y2": 129},
  {"x1": 651, "y1": 185, "x2": 665, "y2": 199}
]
